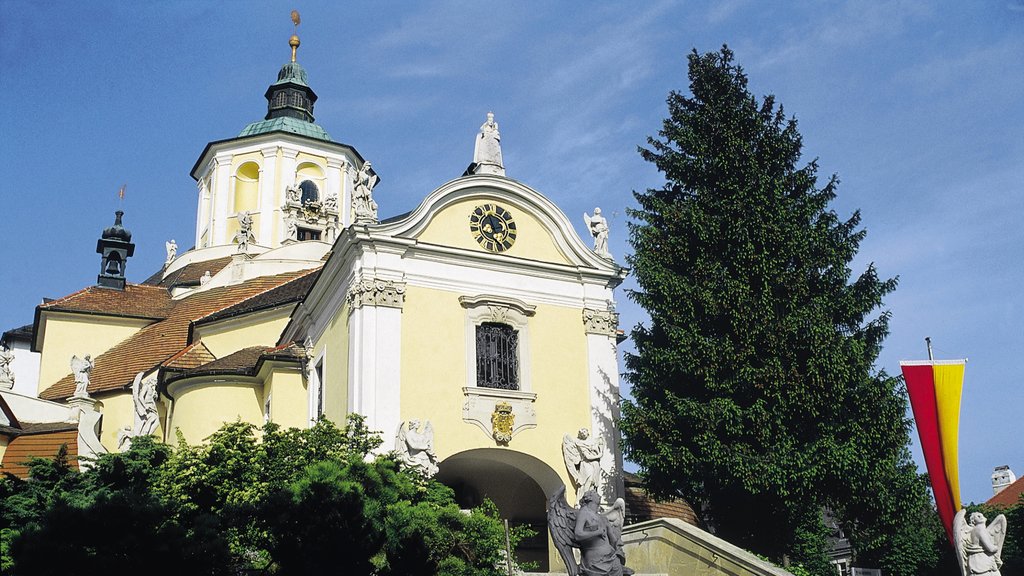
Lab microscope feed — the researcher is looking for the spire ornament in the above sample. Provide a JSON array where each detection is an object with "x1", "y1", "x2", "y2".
[{"x1": 289, "y1": 10, "x2": 301, "y2": 62}]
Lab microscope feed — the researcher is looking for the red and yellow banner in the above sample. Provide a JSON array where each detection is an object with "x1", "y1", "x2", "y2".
[{"x1": 900, "y1": 360, "x2": 965, "y2": 542}]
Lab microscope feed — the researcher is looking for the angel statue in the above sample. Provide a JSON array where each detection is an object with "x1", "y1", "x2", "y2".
[
  {"x1": 0, "y1": 347, "x2": 14, "y2": 390},
  {"x1": 235, "y1": 211, "x2": 255, "y2": 252},
  {"x1": 352, "y1": 161, "x2": 379, "y2": 223},
  {"x1": 563, "y1": 428, "x2": 604, "y2": 502},
  {"x1": 583, "y1": 208, "x2": 611, "y2": 259},
  {"x1": 132, "y1": 371, "x2": 159, "y2": 438},
  {"x1": 395, "y1": 419, "x2": 439, "y2": 477},
  {"x1": 165, "y1": 239, "x2": 177, "y2": 264},
  {"x1": 547, "y1": 486, "x2": 633, "y2": 576},
  {"x1": 955, "y1": 509, "x2": 1007, "y2": 576},
  {"x1": 70, "y1": 354, "x2": 93, "y2": 398}
]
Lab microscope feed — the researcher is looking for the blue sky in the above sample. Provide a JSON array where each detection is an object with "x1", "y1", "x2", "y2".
[{"x1": 1, "y1": 1, "x2": 1021, "y2": 505}]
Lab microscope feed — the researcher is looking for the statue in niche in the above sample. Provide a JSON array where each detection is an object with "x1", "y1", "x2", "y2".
[
  {"x1": 563, "y1": 427, "x2": 604, "y2": 502},
  {"x1": 548, "y1": 486, "x2": 632, "y2": 576},
  {"x1": 286, "y1": 183, "x2": 302, "y2": 203},
  {"x1": 395, "y1": 419, "x2": 439, "y2": 477},
  {"x1": 235, "y1": 211, "x2": 255, "y2": 252},
  {"x1": 0, "y1": 347, "x2": 14, "y2": 390},
  {"x1": 352, "y1": 161, "x2": 379, "y2": 223},
  {"x1": 955, "y1": 509, "x2": 1007, "y2": 576},
  {"x1": 70, "y1": 354, "x2": 93, "y2": 398},
  {"x1": 583, "y1": 208, "x2": 611, "y2": 258},
  {"x1": 473, "y1": 112, "x2": 505, "y2": 175},
  {"x1": 165, "y1": 239, "x2": 177, "y2": 264}
]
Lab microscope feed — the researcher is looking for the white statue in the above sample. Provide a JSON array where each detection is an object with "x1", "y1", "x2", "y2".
[
  {"x1": 473, "y1": 112, "x2": 505, "y2": 176},
  {"x1": 352, "y1": 161, "x2": 379, "y2": 223},
  {"x1": 955, "y1": 509, "x2": 1007, "y2": 576},
  {"x1": 583, "y1": 208, "x2": 611, "y2": 259},
  {"x1": 165, "y1": 239, "x2": 177, "y2": 264},
  {"x1": 132, "y1": 371, "x2": 159, "y2": 437},
  {"x1": 562, "y1": 428, "x2": 604, "y2": 502},
  {"x1": 117, "y1": 425, "x2": 132, "y2": 452},
  {"x1": 200, "y1": 271, "x2": 212, "y2": 286},
  {"x1": 235, "y1": 211, "x2": 254, "y2": 252},
  {"x1": 70, "y1": 354, "x2": 93, "y2": 398},
  {"x1": 286, "y1": 183, "x2": 301, "y2": 203},
  {"x1": 395, "y1": 419, "x2": 439, "y2": 477},
  {"x1": 0, "y1": 347, "x2": 14, "y2": 390}
]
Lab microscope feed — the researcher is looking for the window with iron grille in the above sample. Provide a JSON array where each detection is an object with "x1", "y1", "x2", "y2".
[{"x1": 476, "y1": 322, "x2": 519, "y2": 390}]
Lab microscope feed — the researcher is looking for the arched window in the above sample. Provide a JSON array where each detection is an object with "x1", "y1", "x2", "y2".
[{"x1": 299, "y1": 180, "x2": 319, "y2": 204}]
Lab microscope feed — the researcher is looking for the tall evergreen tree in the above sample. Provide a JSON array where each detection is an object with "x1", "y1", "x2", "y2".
[{"x1": 621, "y1": 46, "x2": 937, "y2": 575}]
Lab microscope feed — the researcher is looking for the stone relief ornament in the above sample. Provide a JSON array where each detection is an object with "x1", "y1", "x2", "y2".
[
  {"x1": 70, "y1": 354, "x2": 93, "y2": 398},
  {"x1": 491, "y1": 401, "x2": 515, "y2": 444},
  {"x1": 118, "y1": 371, "x2": 159, "y2": 451},
  {"x1": 285, "y1": 216, "x2": 298, "y2": 241},
  {"x1": 286, "y1": 183, "x2": 302, "y2": 203},
  {"x1": 352, "y1": 161, "x2": 379, "y2": 224},
  {"x1": 582, "y1": 307, "x2": 620, "y2": 337},
  {"x1": 0, "y1": 347, "x2": 14, "y2": 390},
  {"x1": 395, "y1": 419, "x2": 439, "y2": 477},
  {"x1": 583, "y1": 208, "x2": 611, "y2": 259},
  {"x1": 955, "y1": 508, "x2": 1007, "y2": 576},
  {"x1": 324, "y1": 193, "x2": 338, "y2": 212},
  {"x1": 563, "y1": 428, "x2": 604, "y2": 503},
  {"x1": 473, "y1": 112, "x2": 505, "y2": 176},
  {"x1": 548, "y1": 486, "x2": 632, "y2": 576},
  {"x1": 347, "y1": 276, "x2": 406, "y2": 309}
]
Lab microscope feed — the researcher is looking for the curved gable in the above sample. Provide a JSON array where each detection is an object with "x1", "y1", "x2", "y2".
[{"x1": 377, "y1": 175, "x2": 617, "y2": 271}]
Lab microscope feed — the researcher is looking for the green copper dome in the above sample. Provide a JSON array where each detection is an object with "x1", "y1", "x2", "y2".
[
  {"x1": 272, "y1": 61, "x2": 309, "y2": 87},
  {"x1": 238, "y1": 116, "x2": 332, "y2": 141}
]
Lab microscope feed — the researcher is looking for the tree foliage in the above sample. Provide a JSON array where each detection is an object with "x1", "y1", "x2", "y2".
[
  {"x1": 2, "y1": 416, "x2": 528, "y2": 576},
  {"x1": 621, "y1": 46, "x2": 937, "y2": 575}
]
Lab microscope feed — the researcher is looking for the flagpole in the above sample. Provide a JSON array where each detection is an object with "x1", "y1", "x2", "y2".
[{"x1": 925, "y1": 337, "x2": 933, "y2": 361}]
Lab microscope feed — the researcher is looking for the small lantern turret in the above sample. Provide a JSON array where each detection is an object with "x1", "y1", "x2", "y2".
[{"x1": 96, "y1": 210, "x2": 135, "y2": 290}]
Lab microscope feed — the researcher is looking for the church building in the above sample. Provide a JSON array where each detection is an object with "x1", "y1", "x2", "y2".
[{"x1": 0, "y1": 31, "x2": 629, "y2": 571}]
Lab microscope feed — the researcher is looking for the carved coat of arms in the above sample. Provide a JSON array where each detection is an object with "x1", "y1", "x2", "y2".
[{"x1": 491, "y1": 401, "x2": 514, "y2": 444}]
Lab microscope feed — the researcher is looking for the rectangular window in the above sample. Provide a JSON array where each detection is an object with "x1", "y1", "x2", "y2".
[
  {"x1": 476, "y1": 322, "x2": 519, "y2": 390},
  {"x1": 297, "y1": 227, "x2": 321, "y2": 241},
  {"x1": 314, "y1": 358, "x2": 325, "y2": 419}
]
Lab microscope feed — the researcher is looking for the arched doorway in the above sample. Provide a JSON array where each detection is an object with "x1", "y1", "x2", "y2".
[{"x1": 436, "y1": 449, "x2": 562, "y2": 571}]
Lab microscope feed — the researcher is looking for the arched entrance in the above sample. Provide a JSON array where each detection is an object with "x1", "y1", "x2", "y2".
[{"x1": 436, "y1": 449, "x2": 562, "y2": 571}]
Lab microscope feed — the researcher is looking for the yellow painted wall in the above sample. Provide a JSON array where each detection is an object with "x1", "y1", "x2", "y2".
[
  {"x1": 267, "y1": 367, "x2": 308, "y2": 430},
  {"x1": 96, "y1": 390, "x2": 167, "y2": 451},
  {"x1": 37, "y1": 314, "x2": 153, "y2": 392},
  {"x1": 230, "y1": 151, "x2": 262, "y2": 171},
  {"x1": 196, "y1": 310, "x2": 293, "y2": 359},
  {"x1": 169, "y1": 380, "x2": 263, "y2": 444},
  {"x1": 415, "y1": 198, "x2": 573, "y2": 265},
  {"x1": 399, "y1": 285, "x2": 590, "y2": 494},
  {"x1": 316, "y1": 300, "x2": 350, "y2": 425}
]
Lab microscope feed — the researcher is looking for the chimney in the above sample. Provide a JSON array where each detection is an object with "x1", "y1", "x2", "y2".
[{"x1": 992, "y1": 465, "x2": 1016, "y2": 495}]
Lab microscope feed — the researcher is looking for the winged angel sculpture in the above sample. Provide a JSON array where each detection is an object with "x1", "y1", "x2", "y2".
[
  {"x1": 70, "y1": 354, "x2": 93, "y2": 398},
  {"x1": 395, "y1": 419, "x2": 439, "y2": 477},
  {"x1": 548, "y1": 486, "x2": 633, "y2": 576},
  {"x1": 955, "y1": 508, "x2": 1007, "y2": 576}
]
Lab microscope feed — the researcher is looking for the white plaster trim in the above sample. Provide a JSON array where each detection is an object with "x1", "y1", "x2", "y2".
[{"x1": 586, "y1": 331, "x2": 624, "y2": 504}]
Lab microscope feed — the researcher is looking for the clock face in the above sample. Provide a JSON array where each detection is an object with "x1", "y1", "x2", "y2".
[{"x1": 469, "y1": 203, "x2": 517, "y2": 252}]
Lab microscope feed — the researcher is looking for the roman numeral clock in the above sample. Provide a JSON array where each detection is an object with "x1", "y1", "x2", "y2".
[{"x1": 469, "y1": 203, "x2": 517, "y2": 253}]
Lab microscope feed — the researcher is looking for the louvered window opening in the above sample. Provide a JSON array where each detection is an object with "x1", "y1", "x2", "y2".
[{"x1": 476, "y1": 322, "x2": 519, "y2": 390}]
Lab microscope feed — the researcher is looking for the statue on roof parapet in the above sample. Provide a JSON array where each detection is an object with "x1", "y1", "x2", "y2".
[
  {"x1": 352, "y1": 161, "x2": 379, "y2": 224},
  {"x1": 70, "y1": 354, "x2": 93, "y2": 398},
  {"x1": 0, "y1": 347, "x2": 14, "y2": 390},
  {"x1": 472, "y1": 112, "x2": 505, "y2": 176},
  {"x1": 584, "y1": 208, "x2": 611, "y2": 259}
]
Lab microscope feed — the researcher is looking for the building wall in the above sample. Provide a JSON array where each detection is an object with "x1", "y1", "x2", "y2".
[
  {"x1": 316, "y1": 300, "x2": 350, "y2": 425},
  {"x1": 8, "y1": 339, "x2": 41, "y2": 397},
  {"x1": 168, "y1": 380, "x2": 264, "y2": 444},
  {"x1": 37, "y1": 314, "x2": 152, "y2": 392},
  {"x1": 266, "y1": 366, "x2": 307, "y2": 430},
  {"x1": 399, "y1": 284, "x2": 590, "y2": 498},
  {"x1": 195, "y1": 310, "x2": 293, "y2": 358}
]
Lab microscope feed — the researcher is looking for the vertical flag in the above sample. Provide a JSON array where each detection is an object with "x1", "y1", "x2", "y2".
[{"x1": 900, "y1": 359, "x2": 965, "y2": 543}]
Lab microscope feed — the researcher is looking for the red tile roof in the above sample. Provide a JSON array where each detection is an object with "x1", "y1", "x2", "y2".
[
  {"x1": 622, "y1": 473, "x2": 700, "y2": 527},
  {"x1": 1, "y1": 428, "x2": 79, "y2": 478},
  {"x1": 38, "y1": 283, "x2": 174, "y2": 320},
  {"x1": 39, "y1": 269, "x2": 320, "y2": 401},
  {"x1": 162, "y1": 342, "x2": 217, "y2": 370},
  {"x1": 142, "y1": 256, "x2": 233, "y2": 288},
  {"x1": 986, "y1": 475, "x2": 1024, "y2": 508},
  {"x1": 163, "y1": 342, "x2": 305, "y2": 386}
]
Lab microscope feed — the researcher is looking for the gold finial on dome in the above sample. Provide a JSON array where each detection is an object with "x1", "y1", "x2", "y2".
[{"x1": 289, "y1": 10, "x2": 301, "y2": 62}]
